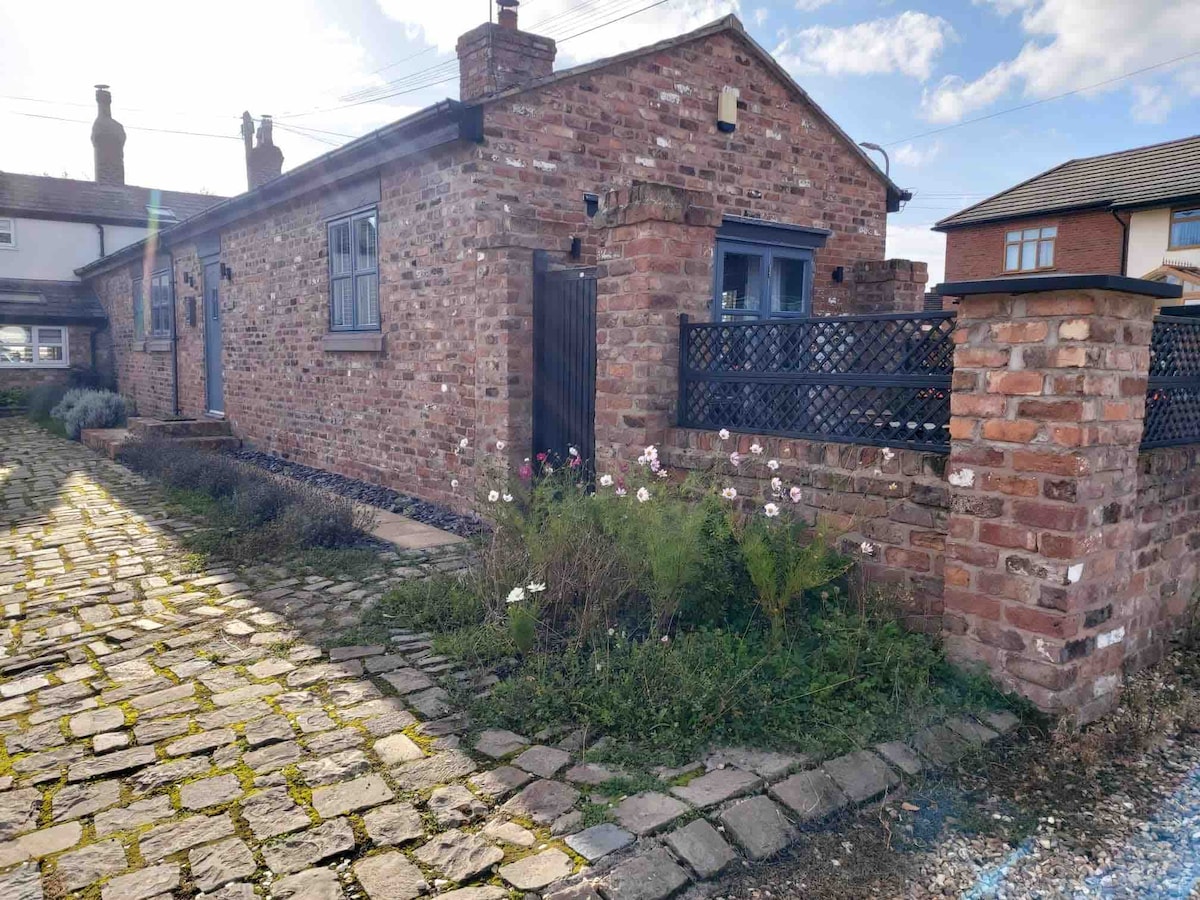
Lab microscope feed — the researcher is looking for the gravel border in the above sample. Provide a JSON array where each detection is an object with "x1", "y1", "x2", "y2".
[{"x1": 225, "y1": 447, "x2": 485, "y2": 538}]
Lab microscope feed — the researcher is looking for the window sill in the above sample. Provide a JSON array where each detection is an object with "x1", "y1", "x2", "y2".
[
  {"x1": 322, "y1": 332, "x2": 383, "y2": 352},
  {"x1": 146, "y1": 338, "x2": 173, "y2": 353}
]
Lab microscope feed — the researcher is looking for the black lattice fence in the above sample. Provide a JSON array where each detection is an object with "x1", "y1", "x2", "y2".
[
  {"x1": 1142, "y1": 314, "x2": 1200, "y2": 449},
  {"x1": 678, "y1": 312, "x2": 957, "y2": 452}
]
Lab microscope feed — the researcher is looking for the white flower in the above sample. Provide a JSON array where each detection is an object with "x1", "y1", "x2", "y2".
[
  {"x1": 721, "y1": 487, "x2": 738, "y2": 500},
  {"x1": 730, "y1": 451, "x2": 742, "y2": 466},
  {"x1": 496, "y1": 440, "x2": 506, "y2": 451},
  {"x1": 860, "y1": 541, "x2": 876, "y2": 556},
  {"x1": 718, "y1": 428, "x2": 731, "y2": 440},
  {"x1": 764, "y1": 503, "x2": 780, "y2": 518},
  {"x1": 789, "y1": 486, "x2": 803, "y2": 503},
  {"x1": 615, "y1": 487, "x2": 628, "y2": 497},
  {"x1": 656, "y1": 469, "x2": 668, "y2": 479},
  {"x1": 607, "y1": 627, "x2": 615, "y2": 636},
  {"x1": 770, "y1": 477, "x2": 783, "y2": 493},
  {"x1": 543, "y1": 465, "x2": 554, "y2": 475},
  {"x1": 450, "y1": 479, "x2": 460, "y2": 489},
  {"x1": 750, "y1": 442, "x2": 763, "y2": 455},
  {"x1": 650, "y1": 459, "x2": 661, "y2": 472},
  {"x1": 882, "y1": 448, "x2": 896, "y2": 461},
  {"x1": 636, "y1": 487, "x2": 650, "y2": 503},
  {"x1": 459, "y1": 438, "x2": 469, "y2": 449},
  {"x1": 569, "y1": 446, "x2": 579, "y2": 458},
  {"x1": 487, "y1": 490, "x2": 500, "y2": 503},
  {"x1": 527, "y1": 582, "x2": 547, "y2": 593},
  {"x1": 596, "y1": 663, "x2": 603, "y2": 672},
  {"x1": 766, "y1": 459, "x2": 780, "y2": 471},
  {"x1": 643, "y1": 445, "x2": 658, "y2": 462},
  {"x1": 599, "y1": 474, "x2": 614, "y2": 487},
  {"x1": 637, "y1": 455, "x2": 648, "y2": 466},
  {"x1": 502, "y1": 493, "x2": 514, "y2": 503},
  {"x1": 506, "y1": 587, "x2": 527, "y2": 604},
  {"x1": 660, "y1": 635, "x2": 670, "y2": 644}
]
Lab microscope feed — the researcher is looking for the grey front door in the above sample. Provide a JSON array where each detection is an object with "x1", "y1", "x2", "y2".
[{"x1": 203, "y1": 261, "x2": 224, "y2": 415}]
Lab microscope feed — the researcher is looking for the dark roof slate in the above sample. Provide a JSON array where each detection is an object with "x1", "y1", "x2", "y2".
[
  {"x1": 0, "y1": 172, "x2": 225, "y2": 226},
  {"x1": 0, "y1": 279, "x2": 107, "y2": 324},
  {"x1": 935, "y1": 134, "x2": 1200, "y2": 230}
]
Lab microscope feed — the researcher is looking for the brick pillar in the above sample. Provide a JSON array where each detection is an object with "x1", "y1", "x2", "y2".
[
  {"x1": 849, "y1": 259, "x2": 929, "y2": 314},
  {"x1": 592, "y1": 183, "x2": 720, "y2": 468},
  {"x1": 943, "y1": 287, "x2": 1156, "y2": 722}
]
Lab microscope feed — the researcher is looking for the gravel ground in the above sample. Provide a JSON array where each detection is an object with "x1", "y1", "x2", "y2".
[
  {"x1": 227, "y1": 447, "x2": 485, "y2": 537},
  {"x1": 713, "y1": 652, "x2": 1200, "y2": 900}
]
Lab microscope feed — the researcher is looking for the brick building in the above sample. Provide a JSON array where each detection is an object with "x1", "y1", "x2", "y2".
[
  {"x1": 78, "y1": 10, "x2": 920, "y2": 506},
  {"x1": 936, "y1": 134, "x2": 1200, "y2": 291}
]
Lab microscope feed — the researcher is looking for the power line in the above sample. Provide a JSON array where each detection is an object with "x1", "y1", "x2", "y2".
[
  {"x1": 0, "y1": 93, "x2": 240, "y2": 122},
  {"x1": 885, "y1": 47, "x2": 1200, "y2": 147},
  {"x1": 2, "y1": 110, "x2": 242, "y2": 141}
]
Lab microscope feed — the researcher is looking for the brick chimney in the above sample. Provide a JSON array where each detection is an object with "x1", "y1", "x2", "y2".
[
  {"x1": 241, "y1": 112, "x2": 284, "y2": 190},
  {"x1": 456, "y1": 0, "x2": 556, "y2": 102},
  {"x1": 91, "y1": 85, "x2": 126, "y2": 186}
]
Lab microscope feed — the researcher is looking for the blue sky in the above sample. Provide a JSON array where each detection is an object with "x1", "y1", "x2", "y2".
[{"x1": 2, "y1": 0, "x2": 1198, "y2": 282}]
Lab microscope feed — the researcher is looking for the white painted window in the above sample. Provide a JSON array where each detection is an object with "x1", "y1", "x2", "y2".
[
  {"x1": 0, "y1": 218, "x2": 15, "y2": 249},
  {"x1": 0, "y1": 325, "x2": 69, "y2": 368},
  {"x1": 1004, "y1": 226, "x2": 1056, "y2": 272}
]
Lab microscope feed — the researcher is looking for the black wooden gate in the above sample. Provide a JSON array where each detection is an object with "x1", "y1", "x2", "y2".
[{"x1": 532, "y1": 251, "x2": 597, "y2": 468}]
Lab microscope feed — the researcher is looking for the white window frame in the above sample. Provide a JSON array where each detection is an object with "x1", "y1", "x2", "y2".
[
  {"x1": 0, "y1": 325, "x2": 69, "y2": 368},
  {"x1": 1004, "y1": 226, "x2": 1057, "y2": 272},
  {"x1": 0, "y1": 218, "x2": 15, "y2": 250}
]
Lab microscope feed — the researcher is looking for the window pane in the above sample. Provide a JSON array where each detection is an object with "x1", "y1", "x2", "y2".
[
  {"x1": 355, "y1": 275, "x2": 379, "y2": 328},
  {"x1": 330, "y1": 221, "x2": 352, "y2": 276},
  {"x1": 354, "y1": 214, "x2": 377, "y2": 272},
  {"x1": 1005, "y1": 243, "x2": 1020, "y2": 271},
  {"x1": 1037, "y1": 239, "x2": 1054, "y2": 268},
  {"x1": 1006, "y1": 231, "x2": 1021, "y2": 242},
  {"x1": 0, "y1": 325, "x2": 33, "y2": 365},
  {"x1": 331, "y1": 278, "x2": 354, "y2": 328},
  {"x1": 1021, "y1": 240, "x2": 1038, "y2": 270},
  {"x1": 770, "y1": 256, "x2": 808, "y2": 313},
  {"x1": 1040, "y1": 226, "x2": 1057, "y2": 238},
  {"x1": 1171, "y1": 212, "x2": 1200, "y2": 248},
  {"x1": 720, "y1": 251, "x2": 763, "y2": 311},
  {"x1": 1022, "y1": 229, "x2": 1041, "y2": 240},
  {"x1": 38, "y1": 327, "x2": 63, "y2": 344},
  {"x1": 38, "y1": 345, "x2": 64, "y2": 363}
]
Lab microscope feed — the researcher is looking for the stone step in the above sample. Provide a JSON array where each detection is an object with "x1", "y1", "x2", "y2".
[
  {"x1": 81, "y1": 428, "x2": 131, "y2": 459},
  {"x1": 173, "y1": 435, "x2": 242, "y2": 451},
  {"x1": 128, "y1": 417, "x2": 232, "y2": 438}
]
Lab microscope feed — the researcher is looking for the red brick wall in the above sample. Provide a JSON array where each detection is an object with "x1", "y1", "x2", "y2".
[
  {"x1": 91, "y1": 266, "x2": 175, "y2": 418},
  {"x1": 90, "y1": 28, "x2": 894, "y2": 509},
  {"x1": 849, "y1": 259, "x2": 929, "y2": 313},
  {"x1": 665, "y1": 428, "x2": 949, "y2": 628},
  {"x1": 943, "y1": 209, "x2": 1127, "y2": 281},
  {"x1": 1130, "y1": 445, "x2": 1200, "y2": 670}
]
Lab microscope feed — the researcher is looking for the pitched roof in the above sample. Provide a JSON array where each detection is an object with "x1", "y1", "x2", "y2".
[
  {"x1": 79, "y1": 15, "x2": 905, "y2": 279},
  {"x1": 935, "y1": 134, "x2": 1200, "y2": 230},
  {"x1": 0, "y1": 278, "x2": 106, "y2": 325},
  {"x1": 0, "y1": 172, "x2": 225, "y2": 227}
]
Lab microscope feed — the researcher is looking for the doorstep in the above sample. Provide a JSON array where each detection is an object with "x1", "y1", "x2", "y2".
[{"x1": 368, "y1": 507, "x2": 466, "y2": 550}]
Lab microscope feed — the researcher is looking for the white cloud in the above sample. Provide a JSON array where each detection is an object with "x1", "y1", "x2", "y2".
[
  {"x1": 0, "y1": 1, "x2": 407, "y2": 196},
  {"x1": 921, "y1": 0, "x2": 1200, "y2": 124},
  {"x1": 893, "y1": 140, "x2": 942, "y2": 169},
  {"x1": 754, "y1": 7, "x2": 770, "y2": 26},
  {"x1": 795, "y1": 0, "x2": 837, "y2": 11},
  {"x1": 886, "y1": 223, "x2": 946, "y2": 286},
  {"x1": 774, "y1": 12, "x2": 955, "y2": 81},
  {"x1": 1130, "y1": 83, "x2": 1172, "y2": 124},
  {"x1": 378, "y1": 0, "x2": 741, "y2": 63}
]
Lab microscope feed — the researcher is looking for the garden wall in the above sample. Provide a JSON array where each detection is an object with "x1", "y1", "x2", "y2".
[
  {"x1": 664, "y1": 427, "x2": 949, "y2": 628},
  {"x1": 1130, "y1": 445, "x2": 1200, "y2": 669}
]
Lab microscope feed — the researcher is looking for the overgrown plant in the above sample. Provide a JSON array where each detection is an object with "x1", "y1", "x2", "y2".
[{"x1": 50, "y1": 388, "x2": 128, "y2": 439}]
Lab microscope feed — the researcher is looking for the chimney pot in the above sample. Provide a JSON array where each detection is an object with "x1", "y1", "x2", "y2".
[
  {"x1": 456, "y1": 1, "x2": 556, "y2": 102},
  {"x1": 91, "y1": 84, "x2": 126, "y2": 186}
]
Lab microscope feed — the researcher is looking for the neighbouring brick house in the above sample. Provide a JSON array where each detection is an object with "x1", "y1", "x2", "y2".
[
  {"x1": 0, "y1": 87, "x2": 227, "y2": 393},
  {"x1": 935, "y1": 134, "x2": 1200, "y2": 291},
  {"x1": 78, "y1": 9, "x2": 920, "y2": 506}
]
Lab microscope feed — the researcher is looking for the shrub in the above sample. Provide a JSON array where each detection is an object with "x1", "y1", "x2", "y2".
[
  {"x1": 0, "y1": 388, "x2": 27, "y2": 410},
  {"x1": 50, "y1": 389, "x2": 127, "y2": 439},
  {"x1": 117, "y1": 438, "x2": 374, "y2": 560}
]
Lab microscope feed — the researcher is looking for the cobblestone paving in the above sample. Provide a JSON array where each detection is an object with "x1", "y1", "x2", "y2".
[{"x1": 0, "y1": 420, "x2": 1011, "y2": 900}]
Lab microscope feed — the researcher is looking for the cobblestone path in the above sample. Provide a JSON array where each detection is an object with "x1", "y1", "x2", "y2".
[{"x1": 0, "y1": 420, "x2": 1017, "y2": 900}]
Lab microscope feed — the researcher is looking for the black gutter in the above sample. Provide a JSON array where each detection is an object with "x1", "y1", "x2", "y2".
[
  {"x1": 76, "y1": 100, "x2": 481, "y2": 280},
  {"x1": 1111, "y1": 209, "x2": 1129, "y2": 275},
  {"x1": 95, "y1": 224, "x2": 105, "y2": 258}
]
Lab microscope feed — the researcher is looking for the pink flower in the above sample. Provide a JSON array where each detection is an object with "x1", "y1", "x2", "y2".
[
  {"x1": 519, "y1": 464, "x2": 533, "y2": 480},
  {"x1": 536, "y1": 452, "x2": 548, "y2": 462},
  {"x1": 789, "y1": 486, "x2": 803, "y2": 503},
  {"x1": 730, "y1": 451, "x2": 742, "y2": 466}
]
